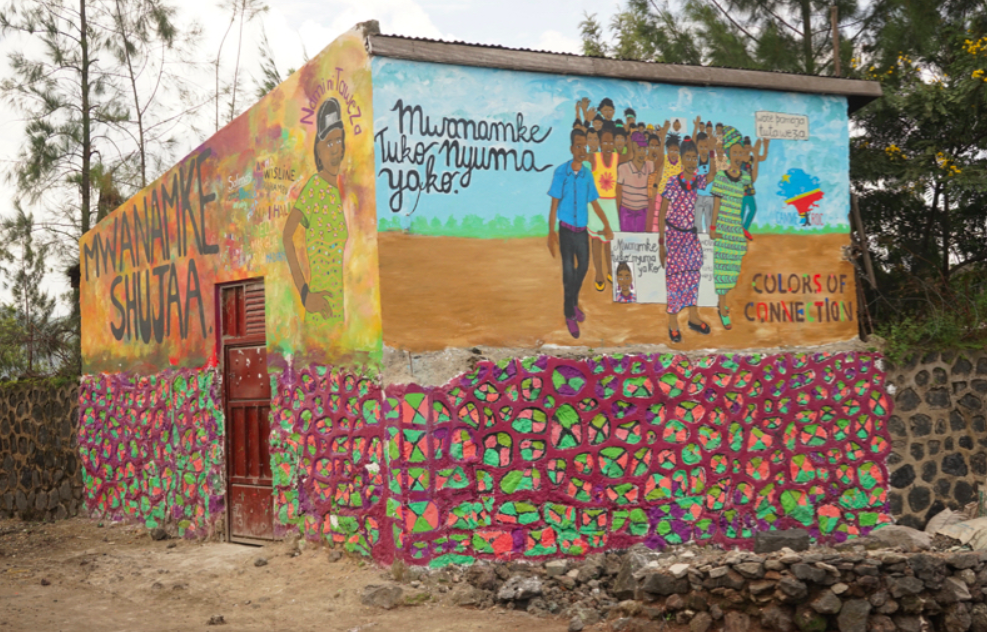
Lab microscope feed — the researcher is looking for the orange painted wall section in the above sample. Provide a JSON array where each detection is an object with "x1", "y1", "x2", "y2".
[{"x1": 79, "y1": 28, "x2": 381, "y2": 374}]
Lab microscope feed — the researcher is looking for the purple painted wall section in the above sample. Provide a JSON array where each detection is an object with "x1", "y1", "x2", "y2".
[
  {"x1": 76, "y1": 351, "x2": 893, "y2": 565},
  {"x1": 381, "y1": 352, "x2": 893, "y2": 567},
  {"x1": 78, "y1": 369, "x2": 225, "y2": 538},
  {"x1": 268, "y1": 364, "x2": 387, "y2": 554}
]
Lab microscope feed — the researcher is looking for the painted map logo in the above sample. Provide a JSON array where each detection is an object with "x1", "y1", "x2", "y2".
[{"x1": 778, "y1": 169, "x2": 824, "y2": 226}]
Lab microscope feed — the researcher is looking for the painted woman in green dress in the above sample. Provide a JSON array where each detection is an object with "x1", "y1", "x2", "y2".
[
  {"x1": 709, "y1": 126, "x2": 751, "y2": 331},
  {"x1": 283, "y1": 97, "x2": 349, "y2": 325}
]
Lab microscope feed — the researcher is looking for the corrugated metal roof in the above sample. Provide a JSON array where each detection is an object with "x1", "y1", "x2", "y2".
[
  {"x1": 365, "y1": 28, "x2": 882, "y2": 112},
  {"x1": 372, "y1": 33, "x2": 846, "y2": 80}
]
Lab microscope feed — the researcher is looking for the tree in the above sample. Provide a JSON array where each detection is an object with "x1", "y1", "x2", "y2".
[
  {"x1": 253, "y1": 26, "x2": 296, "y2": 99},
  {"x1": 0, "y1": 0, "x2": 208, "y2": 237},
  {"x1": 0, "y1": 0, "x2": 208, "y2": 376},
  {"x1": 849, "y1": 1, "x2": 987, "y2": 348},
  {"x1": 103, "y1": 0, "x2": 209, "y2": 189},
  {"x1": 0, "y1": 209, "x2": 72, "y2": 377},
  {"x1": 0, "y1": 0, "x2": 119, "y2": 241},
  {"x1": 579, "y1": 0, "x2": 869, "y2": 74},
  {"x1": 214, "y1": 0, "x2": 267, "y2": 130}
]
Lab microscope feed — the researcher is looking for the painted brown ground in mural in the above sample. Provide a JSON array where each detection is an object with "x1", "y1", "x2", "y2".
[
  {"x1": 379, "y1": 232, "x2": 858, "y2": 352},
  {"x1": 0, "y1": 518, "x2": 567, "y2": 632}
]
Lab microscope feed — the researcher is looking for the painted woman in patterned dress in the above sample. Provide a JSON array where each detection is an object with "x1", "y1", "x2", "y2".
[
  {"x1": 709, "y1": 126, "x2": 751, "y2": 330},
  {"x1": 658, "y1": 137, "x2": 716, "y2": 342},
  {"x1": 282, "y1": 97, "x2": 349, "y2": 325}
]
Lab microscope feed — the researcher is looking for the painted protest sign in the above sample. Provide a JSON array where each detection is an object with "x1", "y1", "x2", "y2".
[
  {"x1": 610, "y1": 232, "x2": 717, "y2": 307},
  {"x1": 755, "y1": 111, "x2": 810, "y2": 141}
]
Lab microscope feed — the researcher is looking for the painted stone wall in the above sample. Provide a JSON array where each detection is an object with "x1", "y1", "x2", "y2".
[
  {"x1": 380, "y1": 351, "x2": 893, "y2": 567},
  {"x1": 77, "y1": 369, "x2": 225, "y2": 538},
  {"x1": 74, "y1": 350, "x2": 894, "y2": 561},
  {"x1": 268, "y1": 364, "x2": 386, "y2": 553},
  {"x1": 886, "y1": 351, "x2": 987, "y2": 529},
  {"x1": 0, "y1": 380, "x2": 83, "y2": 521}
]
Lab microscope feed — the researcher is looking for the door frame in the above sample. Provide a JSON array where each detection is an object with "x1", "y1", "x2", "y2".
[{"x1": 217, "y1": 277, "x2": 273, "y2": 545}]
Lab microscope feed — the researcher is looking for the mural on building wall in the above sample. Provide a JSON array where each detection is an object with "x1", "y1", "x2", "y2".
[
  {"x1": 372, "y1": 59, "x2": 858, "y2": 351},
  {"x1": 78, "y1": 28, "x2": 381, "y2": 375}
]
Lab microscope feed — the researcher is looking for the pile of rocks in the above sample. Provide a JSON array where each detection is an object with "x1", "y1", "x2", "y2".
[{"x1": 426, "y1": 529, "x2": 987, "y2": 632}]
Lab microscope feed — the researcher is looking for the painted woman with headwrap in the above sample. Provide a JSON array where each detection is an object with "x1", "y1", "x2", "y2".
[
  {"x1": 282, "y1": 97, "x2": 349, "y2": 325},
  {"x1": 709, "y1": 125, "x2": 752, "y2": 330},
  {"x1": 657, "y1": 136, "x2": 716, "y2": 342}
]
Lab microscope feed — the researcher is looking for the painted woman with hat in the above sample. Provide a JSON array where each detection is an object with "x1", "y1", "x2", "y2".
[{"x1": 282, "y1": 97, "x2": 349, "y2": 325}]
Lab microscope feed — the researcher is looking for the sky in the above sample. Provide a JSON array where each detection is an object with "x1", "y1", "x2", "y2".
[{"x1": 0, "y1": 0, "x2": 619, "y2": 311}]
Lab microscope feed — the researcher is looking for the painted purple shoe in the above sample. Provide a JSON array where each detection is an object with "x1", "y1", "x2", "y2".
[
  {"x1": 573, "y1": 306, "x2": 585, "y2": 323},
  {"x1": 566, "y1": 318, "x2": 580, "y2": 339}
]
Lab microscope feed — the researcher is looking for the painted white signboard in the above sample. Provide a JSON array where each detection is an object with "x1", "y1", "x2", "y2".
[
  {"x1": 755, "y1": 111, "x2": 810, "y2": 141},
  {"x1": 610, "y1": 232, "x2": 717, "y2": 307}
]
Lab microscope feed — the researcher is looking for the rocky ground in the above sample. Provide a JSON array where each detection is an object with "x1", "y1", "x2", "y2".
[
  {"x1": 5, "y1": 517, "x2": 987, "y2": 632},
  {"x1": 438, "y1": 526, "x2": 987, "y2": 632}
]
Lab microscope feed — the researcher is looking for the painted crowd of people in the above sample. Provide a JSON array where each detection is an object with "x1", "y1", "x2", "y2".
[{"x1": 548, "y1": 96, "x2": 770, "y2": 342}]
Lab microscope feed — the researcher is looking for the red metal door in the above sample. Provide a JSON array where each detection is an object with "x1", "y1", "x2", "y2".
[{"x1": 221, "y1": 280, "x2": 274, "y2": 542}]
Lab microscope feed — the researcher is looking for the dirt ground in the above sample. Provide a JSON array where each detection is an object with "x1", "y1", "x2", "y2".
[
  {"x1": 379, "y1": 232, "x2": 859, "y2": 353},
  {"x1": 0, "y1": 517, "x2": 568, "y2": 632}
]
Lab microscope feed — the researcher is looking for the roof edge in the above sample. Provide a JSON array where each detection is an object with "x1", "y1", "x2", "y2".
[{"x1": 365, "y1": 33, "x2": 881, "y2": 114}]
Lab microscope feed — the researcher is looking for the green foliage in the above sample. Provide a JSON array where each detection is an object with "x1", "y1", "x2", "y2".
[
  {"x1": 851, "y1": 3, "x2": 987, "y2": 346},
  {"x1": 0, "y1": 0, "x2": 201, "y2": 376},
  {"x1": 579, "y1": 12, "x2": 609, "y2": 58},
  {"x1": 0, "y1": 209, "x2": 75, "y2": 379},
  {"x1": 0, "y1": 0, "x2": 116, "y2": 237},
  {"x1": 579, "y1": 0, "x2": 861, "y2": 73},
  {"x1": 877, "y1": 274, "x2": 987, "y2": 363},
  {"x1": 253, "y1": 26, "x2": 296, "y2": 99}
]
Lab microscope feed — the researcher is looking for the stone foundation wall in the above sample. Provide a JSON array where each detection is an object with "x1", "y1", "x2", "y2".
[
  {"x1": 77, "y1": 369, "x2": 226, "y2": 538},
  {"x1": 886, "y1": 352, "x2": 987, "y2": 529},
  {"x1": 268, "y1": 364, "x2": 385, "y2": 553},
  {"x1": 0, "y1": 379, "x2": 83, "y2": 521},
  {"x1": 449, "y1": 535, "x2": 987, "y2": 632},
  {"x1": 382, "y1": 351, "x2": 893, "y2": 566}
]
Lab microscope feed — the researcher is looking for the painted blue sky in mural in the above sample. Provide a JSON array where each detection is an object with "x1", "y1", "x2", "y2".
[{"x1": 372, "y1": 57, "x2": 851, "y2": 236}]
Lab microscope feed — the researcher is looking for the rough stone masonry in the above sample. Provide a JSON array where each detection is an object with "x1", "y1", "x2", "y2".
[
  {"x1": 413, "y1": 528, "x2": 987, "y2": 632},
  {"x1": 0, "y1": 379, "x2": 83, "y2": 521},
  {"x1": 886, "y1": 352, "x2": 987, "y2": 529}
]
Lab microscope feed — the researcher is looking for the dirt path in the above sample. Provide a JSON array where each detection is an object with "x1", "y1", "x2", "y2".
[
  {"x1": 379, "y1": 232, "x2": 859, "y2": 352},
  {"x1": 0, "y1": 518, "x2": 568, "y2": 632}
]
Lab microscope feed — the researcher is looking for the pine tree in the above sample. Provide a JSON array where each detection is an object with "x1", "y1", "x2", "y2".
[
  {"x1": 103, "y1": 0, "x2": 209, "y2": 189},
  {"x1": 0, "y1": 209, "x2": 71, "y2": 377},
  {"x1": 0, "y1": 0, "x2": 116, "y2": 239},
  {"x1": 253, "y1": 26, "x2": 297, "y2": 99}
]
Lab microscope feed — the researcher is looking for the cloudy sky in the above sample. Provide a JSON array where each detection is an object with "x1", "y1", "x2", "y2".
[{"x1": 0, "y1": 0, "x2": 619, "y2": 308}]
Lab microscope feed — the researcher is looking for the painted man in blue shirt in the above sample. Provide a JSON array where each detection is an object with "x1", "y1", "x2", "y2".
[{"x1": 548, "y1": 129, "x2": 614, "y2": 339}]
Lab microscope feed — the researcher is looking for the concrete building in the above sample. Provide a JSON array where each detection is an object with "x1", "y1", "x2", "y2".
[{"x1": 78, "y1": 21, "x2": 889, "y2": 565}]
